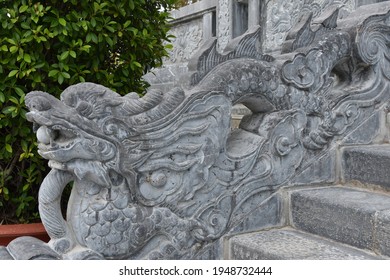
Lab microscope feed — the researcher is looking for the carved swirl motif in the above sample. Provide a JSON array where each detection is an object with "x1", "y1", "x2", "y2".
[
  {"x1": 166, "y1": 21, "x2": 203, "y2": 64},
  {"x1": 8, "y1": 3, "x2": 390, "y2": 261},
  {"x1": 356, "y1": 13, "x2": 390, "y2": 81},
  {"x1": 265, "y1": 0, "x2": 353, "y2": 51},
  {"x1": 282, "y1": 31, "x2": 351, "y2": 93},
  {"x1": 357, "y1": 22, "x2": 390, "y2": 65}
]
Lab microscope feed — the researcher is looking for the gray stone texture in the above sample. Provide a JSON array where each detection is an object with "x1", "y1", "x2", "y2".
[
  {"x1": 290, "y1": 186, "x2": 390, "y2": 254},
  {"x1": 229, "y1": 228, "x2": 381, "y2": 259},
  {"x1": 0, "y1": 246, "x2": 12, "y2": 260},
  {"x1": 290, "y1": 150, "x2": 337, "y2": 186},
  {"x1": 6, "y1": 236, "x2": 61, "y2": 260},
  {"x1": 377, "y1": 210, "x2": 390, "y2": 256},
  {"x1": 342, "y1": 145, "x2": 390, "y2": 190},
  {"x1": 263, "y1": 0, "x2": 355, "y2": 53},
  {"x1": 340, "y1": 110, "x2": 382, "y2": 145},
  {"x1": 228, "y1": 193, "x2": 284, "y2": 234},
  {"x1": 2, "y1": 1, "x2": 389, "y2": 260}
]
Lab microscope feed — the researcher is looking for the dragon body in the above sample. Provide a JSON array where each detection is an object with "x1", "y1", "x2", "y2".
[{"x1": 7, "y1": 3, "x2": 390, "y2": 259}]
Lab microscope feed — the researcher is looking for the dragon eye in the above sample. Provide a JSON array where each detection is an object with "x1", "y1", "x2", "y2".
[
  {"x1": 27, "y1": 96, "x2": 52, "y2": 112},
  {"x1": 76, "y1": 101, "x2": 93, "y2": 117}
]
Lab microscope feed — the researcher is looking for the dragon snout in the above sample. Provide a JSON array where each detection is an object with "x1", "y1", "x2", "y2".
[{"x1": 25, "y1": 91, "x2": 54, "y2": 112}]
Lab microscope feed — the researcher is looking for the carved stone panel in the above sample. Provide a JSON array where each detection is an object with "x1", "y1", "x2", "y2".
[
  {"x1": 164, "y1": 19, "x2": 203, "y2": 65},
  {"x1": 264, "y1": 0, "x2": 355, "y2": 52},
  {"x1": 217, "y1": 0, "x2": 231, "y2": 51}
]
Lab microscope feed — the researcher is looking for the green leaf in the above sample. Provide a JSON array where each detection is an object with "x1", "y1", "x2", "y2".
[
  {"x1": 69, "y1": 50, "x2": 76, "y2": 58},
  {"x1": 9, "y1": 96, "x2": 19, "y2": 105},
  {"x1": 19, "y1": 5, "x2": 28, "y2": 13},
  {"x1": 0, "y1": 92, "x2": 5, "y2": 103},
  {"x1": 21, "y1": 140, "x2": 28, "y2": 152},
  {"x1": 105, "y1": 36, "x2": 113, "y2": 47},
  {"x1": 48, "y1": 69, "x2": 59, "y2": 77},
  {"x1": 105, "y1": 25, "x2": 115, "y2": 33},
  {"x1": 22, "y1": 184, "x2": 30, "y2": 192},
  {"x1": 6, "y1": 38, "x2": 16, "y2": 45},
  {"x1": 60, "y1": 51, "x2": 69, "y2": 60},
  {"x1": 24, "y1": 53, "x2": 31, "y2": 63},
  {"x1": 15, "y1": 87, "x2": 25, "y2": 97},
  {"x1": 93, "y1": 2, "x2": 100, "y2": 13},
  {"x1": 21, "y1": 22, "x2": 30, "y2": 29},
  {"x1": 8, "y1": 70, "x2": 19, "y2": 77},
  {"x1": 91, "y1": 18, "x2": 97, "y2": 28},
  {"x1": 10, "y1": 46, "x2": 18, "y2": 53},
  {"x1": 5, "y1": 143, "x2": 12, "y2": 153},
  {"x1": 123, "y1": 20, "x2": 131, "y2": 28},
  {"x1": 16, "y1": 203, "x2": 24, "y2": 217},
  {"x1": 62, "y1": 72, "x2": 70, "y2": 79},
  {"x1": 58, "y1": 74, "x2": 64, "y2": 84},
  {"x1": 129, "y1": 0, "x2": 135, "y2": 10},
  {"x1": 59, "y1": 18, "x2": 67, "y2": 27}
]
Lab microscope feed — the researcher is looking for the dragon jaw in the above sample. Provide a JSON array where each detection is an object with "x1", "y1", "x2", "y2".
[{"x1": 26, "y1": 91, "x2": 119, "y2": 187}]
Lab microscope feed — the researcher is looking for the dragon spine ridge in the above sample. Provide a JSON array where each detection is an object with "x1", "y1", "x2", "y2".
[{"x1": 6, "y1": 3, "x2": 390, "y2": 260}]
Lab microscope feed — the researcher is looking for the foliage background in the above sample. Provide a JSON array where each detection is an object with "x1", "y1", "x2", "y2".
[
  {"x1": 0, "y1": 0, "x2": 177, "y2": 223},
  {"x1": 176, "y1": 0, "x2": 198, "y2": 7}
]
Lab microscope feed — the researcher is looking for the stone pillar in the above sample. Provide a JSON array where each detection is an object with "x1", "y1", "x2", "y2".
[
  {"x1": 232, "y1": 0, "x2": 248, "y2": 38},
  {"x1": 203, "y1": 12, "x2": 214, "y2": 41},
  {"x1": 248, "y1": 0, "x2": 261, "y2": 27},
  {"x1": 217, "y1": 0, "x2": 232, "y2": 51}
]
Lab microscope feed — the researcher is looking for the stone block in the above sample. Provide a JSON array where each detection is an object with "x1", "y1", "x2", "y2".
[
  {"x1": 290, "y1": 186, "x2": 390, "y2": 251},
  {"x1": 229, "y1": 193, "x2": 284, "y2": 234},
  {"x1": 290, "y1": 151, "x2": 337, "y2": 186},
  {"x1": 377, "y1": 210, "x2": 390, "y2": 257},
  {"x1": 193, "y1": 239, "x2": 224, "y2": 260},
  {"x1": 340, "y1": 110, "x2": 381, "y2": 145},
  {"x1": 342, "y1": 145, "x2": 390, "y2": 190},
  {"x1": 229, "y1": 228, "x2": 380, "y2": 260}
]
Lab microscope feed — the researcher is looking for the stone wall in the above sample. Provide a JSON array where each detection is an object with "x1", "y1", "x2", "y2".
[
  {"x1": 143, "y1": 0, "x2": 218, "y2": 91},
  {"x1": 143, "y1": 0, "x2": 389, "y2": 115},
  {"x1": 145, "y1": 0, "x2": 389, "y2": 89}
]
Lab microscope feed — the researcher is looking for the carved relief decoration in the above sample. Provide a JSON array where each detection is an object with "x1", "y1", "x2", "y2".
[
  {"x1": 164, "y1": 20, "x2": 203, "y2": 64},
  {"x1": 2, "y1": 2, "x2": 390, "y2": 260},
  {"x1": 264, "y1": 0, "x2": 355, "y2": 51},
  {"x1": 217, "y1": 0, "x2": 231, "y2": 51}
]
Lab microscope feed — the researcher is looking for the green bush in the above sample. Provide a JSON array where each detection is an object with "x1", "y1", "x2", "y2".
[{"x1": 0, "y1": 0, "x2": 177, "y2": 223}]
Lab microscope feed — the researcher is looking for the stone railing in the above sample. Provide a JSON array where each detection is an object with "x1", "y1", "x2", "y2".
[
  {"x1": 2, "y1": 2, "x2": 390, "y2": 260},
  {"x1": 143, "y1": 0, "x2": 218, "y2": 92}
]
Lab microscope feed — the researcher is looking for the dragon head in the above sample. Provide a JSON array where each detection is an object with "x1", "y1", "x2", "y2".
[
  {"x1": 25, "y1": 83, "x2": 193, "y2": 193},
  {"x1": 25, "y1": 83, "x2": 133, "y2": 187},
  {"x1": 26, "y1": 82, "x2": 233, "y2": 212}
]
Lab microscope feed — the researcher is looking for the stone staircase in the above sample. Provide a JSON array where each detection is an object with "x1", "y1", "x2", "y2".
[{"x1": 227, "y1": 145, "x2": 390, "y2": 259}]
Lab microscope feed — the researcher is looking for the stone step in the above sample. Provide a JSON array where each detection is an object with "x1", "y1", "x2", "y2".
[
  {"x1": 229, "y1": 228, "x2": 383, "y2": 260},
  {"x1": 342, "y1": 145, "x2": 390, "y2": 190},
  {"x1": 290, "y1": 186, "x2": 390, "y2": 256}
]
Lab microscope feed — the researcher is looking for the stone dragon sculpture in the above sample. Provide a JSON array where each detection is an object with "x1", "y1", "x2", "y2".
[{"x1": 2, "y1": 2, "x2": 390, "y2": 259}]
